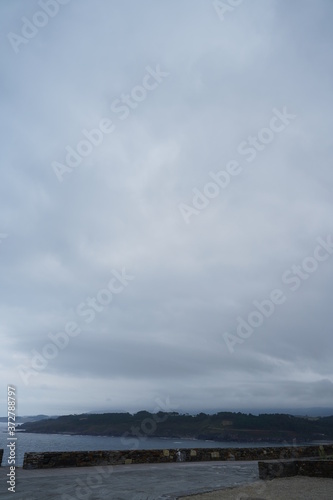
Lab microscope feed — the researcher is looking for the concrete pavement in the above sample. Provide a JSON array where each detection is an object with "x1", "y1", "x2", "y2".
[{"x1": 0, "y1": 461, "x2": 258, "y2": 500}]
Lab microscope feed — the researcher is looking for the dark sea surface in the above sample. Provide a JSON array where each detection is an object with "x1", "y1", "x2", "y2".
[{"x1": 0, "y1": 422, "x2": 327, "y2": 467}]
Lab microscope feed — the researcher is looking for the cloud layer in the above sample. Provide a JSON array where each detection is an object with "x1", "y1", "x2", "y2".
[{"x1": 1, "y1": 0, "x2": 333, "y2": 415}]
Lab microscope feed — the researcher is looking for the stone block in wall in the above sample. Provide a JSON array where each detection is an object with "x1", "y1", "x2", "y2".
[
  {"x1": 296, "y1": 460, "x2": 333, "y2": 478},
  {"x1": 258, "y1": 460, "x2": 297, "y2": 479},
  {"x1": 259, "y1": 460, "x2": 333, "y2": 480}
]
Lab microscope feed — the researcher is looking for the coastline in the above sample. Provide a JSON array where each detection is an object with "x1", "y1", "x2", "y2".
[{"x1": 12, "y1": 427, "x2": 333, "y2": 445}]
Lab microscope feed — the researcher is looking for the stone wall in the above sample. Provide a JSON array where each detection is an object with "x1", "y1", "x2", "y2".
[
  {"x1": 22, "y1": 444, "x2": 333, "y2": 469},
  {"x1": 259, "y1": 459, "x2": 333, "y2": 479}
]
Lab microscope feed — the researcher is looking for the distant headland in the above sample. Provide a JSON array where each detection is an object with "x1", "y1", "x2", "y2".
[{"x1": 17, "y1": 410, "x2": 333, "y2": 443}]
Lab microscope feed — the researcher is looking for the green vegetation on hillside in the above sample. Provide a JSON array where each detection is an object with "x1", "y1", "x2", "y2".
[{"x1": 17, "y1": 411, "x2": 333, "y2": 443}]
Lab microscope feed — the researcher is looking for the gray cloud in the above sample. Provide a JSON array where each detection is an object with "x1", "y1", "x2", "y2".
[{"x1": 0, "y1": 0, "x2": 333, "y2": 415}]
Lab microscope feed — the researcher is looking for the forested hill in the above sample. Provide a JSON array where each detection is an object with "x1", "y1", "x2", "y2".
[{"x1": 17, "y1": 411, "x2": 333, "y2": 443}]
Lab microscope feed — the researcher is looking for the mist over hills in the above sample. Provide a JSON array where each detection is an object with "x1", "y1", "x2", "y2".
[
  {"x1": 0, "y1": 414, "x2": 49, "y2": 423},
  {"x1": 85, "y1": 407, "x2": 333, "y2": 418},
  {"x1": 2, "y1": 407, "x2": 332, "y2": 423},
  {"x1": 197, "y1": 408, "x2": 333, "y2": 418}
]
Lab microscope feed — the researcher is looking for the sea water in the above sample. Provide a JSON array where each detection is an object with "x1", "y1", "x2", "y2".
[{"x1": 0, "y1": 421, "x2": 308, "y2": 467}]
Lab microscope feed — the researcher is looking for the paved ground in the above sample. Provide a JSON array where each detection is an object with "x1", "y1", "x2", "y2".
[
  {"x1": 0, "y1": 461, "x2": 258, "y2": 500},
  {"x1": 180, "y1": 476, "x2": 333, "y2": 500}
]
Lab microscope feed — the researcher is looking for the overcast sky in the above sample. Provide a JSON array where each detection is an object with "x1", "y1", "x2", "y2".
[{"x1": 1, "y1": 0, "x2": 333, "y2": 416}]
